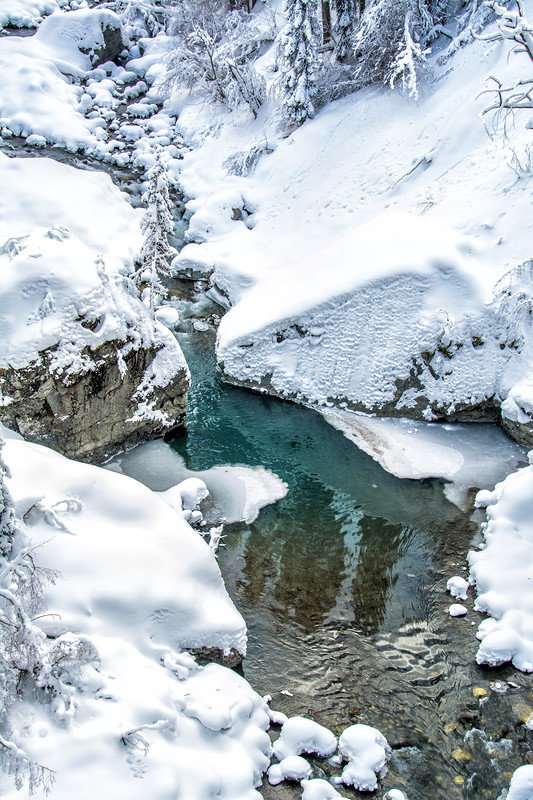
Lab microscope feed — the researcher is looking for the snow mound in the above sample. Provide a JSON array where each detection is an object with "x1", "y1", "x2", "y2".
[
  {"x1": 507, "y1": 765, "x2": 533, "y2": 800},
  {"x1": 273, "y1": 716, "x2": 337, "y2": 760},
  {"x1": 0, "y1": 153, "x2": 141, "y2": 270},
  {"x1": 469, "y1": 463, "x2": 533, "y2": 671},
  {"x1": 0, "y1": 0, "x2": 61, "y2": 29},
  {"x1": 301, "y1": 779, "x2": 346, "y2": 799},
  {"x1": 447, "y1": 576, "x2": 469, "y2": 600},
  {"x1": 217, "y1": 212, "x2": 505, "y2": 419},
  {"x1": 267, "y1": 755, "x2": 312, "y2": 785},
  {"x1": 338, "y1": 724, "x2": 390, "y2": 792}
]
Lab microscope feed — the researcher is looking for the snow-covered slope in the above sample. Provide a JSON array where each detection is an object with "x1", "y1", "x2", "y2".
[{"x1": 165, "y1": 3, "x2": 532, "y2": 430}]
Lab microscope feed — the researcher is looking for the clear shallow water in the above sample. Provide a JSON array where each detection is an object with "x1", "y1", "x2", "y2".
[{"x1": 169, "y1": 327, "x2": 532, "y2": 800}]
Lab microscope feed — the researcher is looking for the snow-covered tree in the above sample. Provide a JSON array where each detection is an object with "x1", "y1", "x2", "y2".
[
  {"x1": 134, "y1": 151, "x2": 177, "y2": 316},
  {"x1": 278, "y1": 0, "x2": 322, "y2": 127},
  {"x1": 164, "y1": 0, "x2": 267, "y2": 116},
  {"x1": 333, "y1": 0, "x2": 357, "y2": 61},
  {"x1": 351, "y1": 0, "x2": 435, "y2": 97},
  {"x1": 477, "y1": 0, "x2": 533, "y2": 134}
]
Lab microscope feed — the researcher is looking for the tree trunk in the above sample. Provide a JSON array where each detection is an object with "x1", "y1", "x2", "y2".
[{"x1": 321, "y1": 0, "x2": 332, "y2": 43}]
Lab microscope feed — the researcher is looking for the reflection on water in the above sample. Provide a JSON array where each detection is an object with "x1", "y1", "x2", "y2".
[
  {"x1": 169, "y1": 329, "x2": 530, "y2": 800},
  {"x1": 171, "y1": 330, "x2": 463, "y2": 640}
]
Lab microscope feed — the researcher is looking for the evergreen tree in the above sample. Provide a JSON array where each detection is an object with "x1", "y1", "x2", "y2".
[
  {"x1": 135, "y1": 151, "x2": 177, "y2": 316},
  {"x1": 333, "y1": 0, "x2": 357, "y2": 61},
  {"x1": 278, "y1": 0, "x2": 321, "y2": 127}
]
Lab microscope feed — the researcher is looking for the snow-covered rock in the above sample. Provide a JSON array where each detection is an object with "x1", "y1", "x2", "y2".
[
  {"x1": 449, "y1": 603, "x2": 468, "y2": 617},
  {"x1": 0, "y1": 0, "x2": 62, "y2": 30},
  {"x1": 35, "y1": 8, "x2": 123, "y2": 68},
  {"x1": 267, "y1": 755, "x2": 312, "y2": 784},
  {"x1": 217, "y1": 212, "x2": 506, "y2": 422},
  {"x1": 273, "y1": 716, "x2": 337, "y2": 760},
  {"x1": 301, "y1": 779, "x2": 346, "y2": 799},
  {"x1": 506, "y1": 765, "x2": 533, "y2": 800},
  {"x1": 0, "y1": 156, "x2": 190, "y2": 461},
  {"x1": 468, "y1": 463, "x2": 533, "y2": 671},
  {"x1": 0, "y1": 9, "x2": 123, "y2": 151},
  {"x1": 338, "y1": 724, "x2": 390, "y2": 792},
  {"x1": 0, "y1": 428, "x2": 273, "y2": 800},
  {"x1": 447, "y1": 576, "x2": 469, "y2": 600}
]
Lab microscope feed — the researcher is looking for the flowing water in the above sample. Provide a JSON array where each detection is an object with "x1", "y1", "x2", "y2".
[{"x1": 169, "y1": 323, "x2": 532, "y2": 800}]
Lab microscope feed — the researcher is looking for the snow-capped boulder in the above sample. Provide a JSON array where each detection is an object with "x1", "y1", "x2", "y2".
[
  {"x1": 35, "y1": 8, "x2": 124, "y2": 68},
  {"x1": 217, "y1": 213, "x2": 506, "y2": 424},
  {"x1": 338, "y1": 724, "x2": 390, "y2": 792}
]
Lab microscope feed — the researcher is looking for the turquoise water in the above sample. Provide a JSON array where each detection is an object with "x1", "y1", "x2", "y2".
[{"x1": 170, "y1": 329, "x2": 466, "y2": 646}]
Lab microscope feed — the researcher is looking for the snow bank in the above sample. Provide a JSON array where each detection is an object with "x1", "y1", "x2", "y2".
[
  {"x1": 0, "y1": 9, "x2": 122, "y2": 151},
  {"x1": 468, "y1": 460, "x2": 533, "y2": 671},
  {"x1": 321, "y1": 410, "x2": 526, "y2": 496},
  {"x1": 0, "y1": 428, "x2": 274, "y2": 800},
  {"x1": 3, "y1": 432, "x2": 246, "y2": 655},
  {"x1": 0, "y1": 153, "x2": 141, "y2": 271}
]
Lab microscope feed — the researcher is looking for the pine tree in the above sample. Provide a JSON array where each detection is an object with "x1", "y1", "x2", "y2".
[
  {"x1": 135, "y1": 151, "x2": 177, "y2": 317},
  {"x1": 278, "y1": 0, "x2": 321, "y2": 127},
  {"x1": 333, "y1": 0, "x2": 357, "y2": 62}
]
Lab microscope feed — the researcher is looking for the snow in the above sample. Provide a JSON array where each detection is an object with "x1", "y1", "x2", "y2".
[
  {"x1": 272, "y1": 716, "x2": 337, "y2": 760},
  {"x1": 0, "y1": 153, "x2": 141, "y2": 271},
  {"x1": 507, "y1": 766, "x2": 533, "y2": 800},
  {"x1": 337, "y1": 724, "x2": 390, "y2": 792},
  {"x1": 384, "y1": 792, "x2": 408, "y2": 800},
  {"x1": 301, "y1": 779, "x2": 346, "y2": 799},
  {"x1": 447, "y1": 576, "x2": 470, "y2": 600},
  {"x1": 0, "y1": 0, "x2": 62, "y2": 30},
  {"x1": 215, "y1": 211, "x2": 512, "y2": 418},
  {"x1": 165, "y1": 5, "x2": 532, "y2": 429},
  {"x1": 267, "y1": 755, "x2": 312, "y2": 784},
  {"x1": 0, "y1": 9, "x2": 125, "y2": 151},
  {"x1": 320, "y1": 411, "x2": 527, "y2": 503},
  {"x1": 107, "y1": 439, "x2": 288, "y2": 526},
  {"x1": 449, "y1": 603, "x2": 468, "y2": 617},
  {"x1": 0, "y1": 426, "x2": 278, "y2": 800},
  {"x1": 468, "y1": 461, "x2": 533, "y2": 671},
  {"x1": 3, "y1": 431, "x2": 246, "y2": 655}
]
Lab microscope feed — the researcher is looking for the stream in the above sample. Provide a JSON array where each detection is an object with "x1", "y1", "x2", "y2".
[
  {"x1": 2, "y1": 122, "x2": 531, "y2": 800},
  {"x1": 167, "y1": 320, "x2": 532, "y2": 800}
]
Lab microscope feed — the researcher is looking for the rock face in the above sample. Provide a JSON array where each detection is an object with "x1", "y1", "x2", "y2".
[{"x1": 0, "y1": 339, "x2": 189, "y2": 463}]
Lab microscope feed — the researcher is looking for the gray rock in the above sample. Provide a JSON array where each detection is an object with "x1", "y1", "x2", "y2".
[{"x1": 0, "y1": 339, "x2": 189, "y2": 464}]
